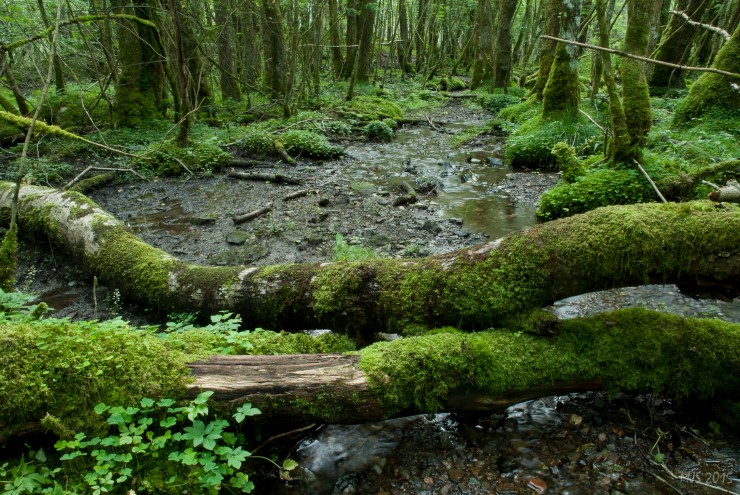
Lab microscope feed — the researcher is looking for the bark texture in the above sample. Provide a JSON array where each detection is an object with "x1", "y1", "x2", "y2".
[{"x1": 2, "y1": 182, "x2": 739, "y2": 340}]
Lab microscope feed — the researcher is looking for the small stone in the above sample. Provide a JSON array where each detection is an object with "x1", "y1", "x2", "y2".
[
  {"x1": 188, "y1": 214, "x2": 217, "y2": 226},
  {"x1": 598, "y1": 432, "x2": 608, "y2": 443},
  {"x1": 526, "y1": 477, "x2": 548, "y2": 493},
  {"x1": 448, "y1": 217, "x2": 464, "y2": 225},
  {"x1": 454, "y1": 230, "x2": 470, "y2": 238},
  {"x1": 487, "y1": 157, "x2": 504, "y2": 166},
  {"x1": 569, "y1": 413, "x2": 583, "y2": 427},
  {"x1": 317, "y1": 197, "x2": 331, "y2": 207},
  {"x1": 421, "y1": 220, "x2": 443, "y2": 234},
  {"x1": 447, "y1": 468, "x2": 466, "y2": 482},
  {"x1": 225, "y1": 231, "x2": 250, "y2": 245},
  {"x1": 424, "y1": 477, "x2": 434, "y2": 484},
  {"x1": 469, "y1": 158, "x2": 481, "y2": 164}
]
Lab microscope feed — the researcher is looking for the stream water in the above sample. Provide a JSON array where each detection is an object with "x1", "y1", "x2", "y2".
[{"x1": 25, "y1": 104, "x2": 740, "y2": 494}]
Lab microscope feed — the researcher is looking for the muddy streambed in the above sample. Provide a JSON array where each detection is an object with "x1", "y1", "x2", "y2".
[{"x1": 16, "y1": 104, "x2": 740, "y2": 494}]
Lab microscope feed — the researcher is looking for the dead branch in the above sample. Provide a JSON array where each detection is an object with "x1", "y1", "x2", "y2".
[
  {"x1": 232, "y1": 203, "x2": 273, "y2": 224},
  {"x1": 282, "y1": 189, "x2": 310, "y2": 201},
  {"x1": 633, "y1": 159, "x2": 667, "y2": 203},
  {"x1": 228, "y1": 170, "x2": 303, "y2": 185},
  {"x1": 670, "y1": 10, "x2": 731, "y2": 41},
  {"x1": 541, "y1": 35, "x2": 740, "y2": 79}
]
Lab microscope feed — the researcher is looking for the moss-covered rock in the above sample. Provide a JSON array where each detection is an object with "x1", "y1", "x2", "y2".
[{"x1": 337, "y1": 96, "x2": 403, "y2": 122}]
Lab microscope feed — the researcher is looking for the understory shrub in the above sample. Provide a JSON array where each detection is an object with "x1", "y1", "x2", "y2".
[
  {"x1": 537, "y1": 166, "x2": 653, "y2": 220},
  {"x1": 280, "y1": 130, "x2": 344, "y2": 158},
  {"x1": 438, "y1": 77, "x2": 467, "y2": 91},
  {"x1": 363, "y1": 120, "x2": 394, "y2": 142},
  {"x1": 337, "y1": 96, "x2": 403, "y2": 122},
  {"x1": 552, "y1": 142, "x2": 585, "y2": 183},
  {"x1": 477, "y1": 93, "x2": 521, "y2": 113},
  {"x1": 140, "y1": 138, "x2": 230, "y2": 176},
  {"x1": 497, "y1": 99, "x2": 540, "y2": 123},
  {"x1": 505, "y1": 116, "x2": 602, "y2": 169}
]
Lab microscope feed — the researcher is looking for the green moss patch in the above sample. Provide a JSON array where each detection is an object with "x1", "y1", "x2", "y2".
[{"x1": 359, "y1": 309, "x2": 740, "y2": 415}]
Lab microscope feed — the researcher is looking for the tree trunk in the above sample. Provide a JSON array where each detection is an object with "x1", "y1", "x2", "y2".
[
  {"x1": 2, "y1": 181, "x2": 739, "y2": 342},
  {"x1": 262, "y1": 0, "x2": 288, "y2": 100},
  {"x1": 649, "y1": 0, "x2": 709, "y2": 88},
  {"x1": 542, "y1": 0, "x2": 582, "y2": 120},
  {"x1": 111, "y1": 0, "x2": 167, "y2": 127},
  {"x1": 36, "y1": 0, "x2": 66, "y2": 94},
  {"x1": 342, "y1": 0, "x2": 361, "y2": 79},
  {"x1": 215, "y1": 0, "x2": 242, "y2": 101},
  {"x1": 398, "y1": 0, "x2": 411, "y2": 73},
  {"x1": 328, "y1": 0, "x2": 343, "y2": 78},
  {"x1": 356, "y1": 0, "x2": 377, "y2": 83},
  {"x1": 621, "y1": 0, "x2": 653, "y2": 149},
  {"x1": 470, "y1": 0, "x2": 493, "y2": 89},
  {"x1": 534, "y1": 0, "x2": 562, "y2": 99},
  {"x1": 415, "y1": 0, "x2": 428, "y2": 72},
  {"x1": 492, "y1": 0, "x2": 519, "y2": 88}
]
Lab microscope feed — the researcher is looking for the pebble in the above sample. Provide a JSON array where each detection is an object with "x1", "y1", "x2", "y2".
[{"x1": 527, "y1": 477, "x2": 548, "y2": 493}]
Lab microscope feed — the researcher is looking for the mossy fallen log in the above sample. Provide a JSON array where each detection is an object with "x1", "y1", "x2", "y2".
[
  {"x1": 2, "y1": 309, "x2": 739, "y2": 441},
  {"x1": 1, "y1": 181, "x2": 739, "y2": 338}
]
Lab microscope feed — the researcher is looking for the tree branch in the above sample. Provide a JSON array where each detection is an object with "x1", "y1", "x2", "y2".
[
  {"x1": 541, "y1": 35, "x2": 740, "y2": 79},
  {"x1": 670, "y1": 10, "x2": 731, "y2": 41}
]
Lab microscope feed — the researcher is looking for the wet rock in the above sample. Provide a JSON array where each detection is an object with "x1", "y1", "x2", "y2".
[
  {"x1": 527, "y1": 478, "x2": 548, "y2": 493},
  {"x1": 460, "y1": 170, "x2": 477, "y2": 183},
  {"x1": 447, "y1": 468, "x2": 466, "y2": 481},
  {"x1": 368, "y1": 233, "x2": 391, "y2": 247},
  {"x1": 496, "y1": 455, "x2": 518, "y2": 474},
  {"x1": 448, "y1": 217, "x2": 464, "y2": 226},
  {"x1": 333, "y1": 195, "x2": 350, "y2": 206},
  {"x1": 188, "y1": 214, "x2": 218, "y2": 225},
  {"x1": 454, "y1": 230, "x2": 470, "y2": 238},
  {"x1": 207, "y1": 244, "x2": 269, "y2": 265},
  {"x1": 421, "y1": 220, "x2": 442, "y2": 234},
  {"x1": 350, "y1": 181, "x2": 376, "y2": 195},
  {"x1": 225, "y1": 230, "x2": 250, "y2": 245},
  {"x1": 569, "y1": 414, "x2": 584, "y2": 427},
  {"x1": 307, "y1": 212, "x2": 329, "y2": 223}
]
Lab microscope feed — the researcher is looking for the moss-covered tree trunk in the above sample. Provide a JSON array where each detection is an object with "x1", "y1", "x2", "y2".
[
  {"x1": 2, "y1": 181, "x2": 739, "y2": 341},
  {"x1": 621, "y1": 0, "x2": 653, "y2": 150},
  {"x1": 3, "y1": 309, "x2": 739, "y2": 436},
  {"x1": 355, "y1": 0, "x2": 377, "y2": 84},
  {"x1": 533, "y1": 0, "x2": 562, "y2": 99},
  {"x1": 112, "y1": 0, "x2": 167, "y2": 127},
  {"x1": 328, "y1": 0, "x2": 344, "y2": 78},
  {"x1": 672, "y1": 24, "x2": 740, "y2": 126},
  {"x1": 262, "y1": 0, "x2": 288, "y2": 101},
  {"x1": 542, "y1": 0, "x2": 582, "y2": 119},
  {"x1": 341, "y1": 0, "x2": 361, "y2": 79}
]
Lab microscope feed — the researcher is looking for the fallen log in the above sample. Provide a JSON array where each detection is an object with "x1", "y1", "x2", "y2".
[
  {"x1": 227, "y1": 158, "x2": 283, "y2": 169},
  {"x1": 708, "y1": 180, "x2": 740, "y2": 203},
  {"x1": 3, "y1": 309, "x2": 738, "y2": 439},
  {"x1": 283, "y1": 189, "x2": 310, "y2": 201},
  {"x1": 227, "y1": 170, "x2": 303, "y2": 185},
  {"x1": 1, "y1": 181, "x2": 739, "y2": 338},
  {"x1": 232, "y1": 204, "x2": 273, "y2": 224}
]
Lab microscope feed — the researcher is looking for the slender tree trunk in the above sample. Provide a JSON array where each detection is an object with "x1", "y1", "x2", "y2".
[
  {"x1": 215, "y1": 0, "x2": 242, "y2": 100},
  {"x1": 328, "y1": 0, "x2": 343, "y2": 78},
  {"x1": 1, "y1": 61, "x2": 30, "y2": 116},
  {"x1": 262, "y1": 0, "x2": 288, "y2": 102},
  {"x1": 36, "y1": 0, "x2": 66, "y2": 93},
  {"x1": 415, "y1": 0, "x2": 428, "y2": 71},
  {"x1": 470, "y1": 0, "x2": 493, "y2": 89},
  {"x1": 398, "y1": 0, "x2": 411, "y2": 73},
  {"x1": 342, "y1": 0, "x2": 361, "y2": 78}
]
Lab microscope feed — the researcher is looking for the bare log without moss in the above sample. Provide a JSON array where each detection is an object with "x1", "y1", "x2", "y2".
[{"x1": 1, "y1": 181, "x2": 739, "y2": 338}]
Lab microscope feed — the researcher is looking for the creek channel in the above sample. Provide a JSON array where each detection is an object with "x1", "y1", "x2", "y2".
[{"x1": 23, "y1": 103, "x2": 740, "y2": 494}]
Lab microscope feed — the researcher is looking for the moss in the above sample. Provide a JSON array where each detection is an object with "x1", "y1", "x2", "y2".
[
  {"x1": 542, "y1": 43, "x2": 581, "y2": 120},
  {"x1": 0, "y1": 225, "x2": 17, "y2": 291},
  {"x1": 337, "y1": 95, "x2": 403, "y2": 121},
  {"x1": 498, "y1": 98, "x2": 540, "y2": 123},
  {"x1": 363, "y1": 120, "x2": 394, "y2": 142},
  {"x1": 505, "y1": 116, "x2": 601, "y2": 169},
  {"x1": 311, "y1": 263, "x2": 365, "y2": 319},
  {"x1": 280, "y1": 130, "x2": 344, "y2": 159},
  {"x1": 552, "y1": 142, "x2": 585, "y2": 183},
  {"x1": 0, "y1": 111, "x2": 92, "y2": 145},
  {"x1": 359, "y1": 309, "x2": 740, "y2": 415},
  {"x1": 139, "y1": 139, "x2": 230, "y2": 176},
  {"x1": 537, "y1": 166, "x2": 653, "y2": 220},
  {"x1": 68, "y1": 172, "x2": 115, "y2": 194},
  {"x1": 672, "y1": 25, "x2": 740, "y2": 127},
  {"x1": 0, "y1": 318, "x2": 189, "y2": 441},
  {"x1": 620, "y1": 0, "x2": 653, "y2": 148},
  {"x1": 477, "y1": 93, "x2": 521, "y2": 113}
]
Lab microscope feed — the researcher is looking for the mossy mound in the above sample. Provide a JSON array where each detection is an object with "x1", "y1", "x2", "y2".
[
  {"x1": 337, "y1": 96, "x2": 403, "y2": 122},
  {"x1": 438, "y1": 77, "x2": 468, "y2": 91},
  {"x1": 0, "y1": 317, "x2": 190, "y2": 441},
  {"x1": 498, "y1": 98, "x2": 540, "y2": 123},
  {"x1": 280, "y1": 130, "x2": 344, "y2": 159},
  {"x1": 363, "y1": 120, "x2": 395, "y2": 142},
  {"x1": 139, "y1": 138, "x2": 230, "y2": 176},
  {"x1": 537, "y1": 165, "x2": 653, "y2": 220},
  {"x1": 505, "y1": 116, "x2": 602, "y2": 169},
  {"x1": 359, "y1": 308, "x2": 740, "y2": 414},
  {"x1": 477, "y1": 93, "x2": 521, "y2": 113},
  {"x1": 43, "y1": 86, "x2": 112, "y2": 129},
  {"x1": 672, "y1": 25, "x2": 740, "y2": 127}
]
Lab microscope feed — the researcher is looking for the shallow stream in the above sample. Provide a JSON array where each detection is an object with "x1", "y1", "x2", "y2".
[{"x1": 21, "y1": 103, "x2": 740, "y2": 494}]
